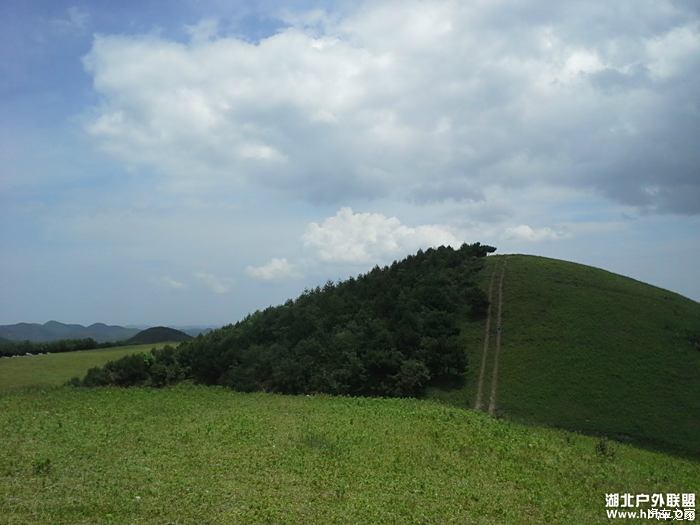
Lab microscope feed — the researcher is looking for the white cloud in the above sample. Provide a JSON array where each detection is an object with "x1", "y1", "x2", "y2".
[
  {"x1": 302, "y1": 207, "x2": 461, "y2": 264},
  {"x1": 51, "y1": 6, "x2": 89, "y2": 34},
  {"x1": 246, "y1": 258, "x2": 299, "y2": 281},
  {"x1": 646, "y1": 24, "x2": 700, "y2": 80},
  {"x1": 194, "y1": 271, "x2": 234, "y2": 294},
  {"x1": 185, "y1": 18, "x2": 220, "y2": 44},
  {"x1": 503, "y1": 224, "x2": 570, "y2": 242},
  {"x1": 80, "y1": 2, "x2": 700, "y2": 213},
  {"x1": 159, "y1": 275, "x2": 185, "y2": 289}
]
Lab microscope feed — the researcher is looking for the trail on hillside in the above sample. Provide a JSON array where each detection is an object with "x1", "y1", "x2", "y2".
[
  {"x1": 488, "y1": 258, "x2": 506, "y2": 416},
  {"x1": 474, "y1": 268, "x2": 496, "y2": 410}
]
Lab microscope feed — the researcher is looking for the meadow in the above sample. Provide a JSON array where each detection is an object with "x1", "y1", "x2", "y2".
[
  {"x1": 445, "y1": 255, "x2": 700, "y2": 457},
  {"x1": 2, "y1": 253, "x2": 699, "y2": 523},
  {"x1": 0, "y1": 343, "x2": 170, "y2": 391},
  {"x1": 1, "y1": 384, "x2": 698, "y2": 524}
]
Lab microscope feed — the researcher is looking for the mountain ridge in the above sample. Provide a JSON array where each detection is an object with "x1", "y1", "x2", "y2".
[
  {"x1": 0, "y1": 321, "x2": 139, "y2": 343},
  {"x1": 0, "y1": 321, "x2": 217, "y2": 343}
]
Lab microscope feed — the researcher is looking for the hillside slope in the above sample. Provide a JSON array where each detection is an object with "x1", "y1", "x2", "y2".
[
  {"x1": 455, "y1": 254, "x2": 700, "y2": 457},
  {"x1": 1, "y1": 385, "x2": 697, "y2": 524}
]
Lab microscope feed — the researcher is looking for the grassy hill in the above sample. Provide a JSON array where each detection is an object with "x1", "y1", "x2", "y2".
[
  {"x1": 436, "y1": 254, "x2": 700, "y2": 457},
  {"x1": 0, "y1": 343, "x2": 172, "y2": 391},
  {"x1": 127, "y1": 326, "x2": 192, "y2": 344},
  {"x1": 0, "y1": 384, "x2": 697, "y2": 524}
]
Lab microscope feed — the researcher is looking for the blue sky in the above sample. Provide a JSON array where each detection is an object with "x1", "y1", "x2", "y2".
[{"x1": 1, "y1": 0, "x2": 699, "y2": 326}]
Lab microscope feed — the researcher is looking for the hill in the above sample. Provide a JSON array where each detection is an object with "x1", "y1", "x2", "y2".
[
  {"x1": 76, "y1": 243, "x2": 495, "y2": 396},
  {"x1": 0, "y1": 321, "x2": 139, "y2": 343},
  {"x1": 127, "y1": 326, "x2": 193, "y2": 344},
  {"x1": 445, "y1": 254, "x2": 700, "y2": 457},
  {"x1": 0, "y1": 385, "x2": 697, "y2": 524},
  {"x1": 74, "y1": 248, "x2": 700, "y2": 457}
]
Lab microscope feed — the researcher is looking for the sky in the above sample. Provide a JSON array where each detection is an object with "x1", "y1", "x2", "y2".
[{"x1": 1, "y1": 0, "x2": 699, "y2": 326}]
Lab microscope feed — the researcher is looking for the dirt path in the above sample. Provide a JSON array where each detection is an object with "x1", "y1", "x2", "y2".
[
  {"x1": 488, "y1": 258, "x2": 506, "y2": 416},
  {"x1": 474, "y1": 267, "x2": 496, "y2": 411}
]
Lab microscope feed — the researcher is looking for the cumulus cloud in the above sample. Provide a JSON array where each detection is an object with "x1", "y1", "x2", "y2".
[
  {"x1": 159, "y1": 275, "x2": 185, "y2": 289},
  {"x1": 194, "y1": 271, "x2": 234, "y2": 294},
  {"x1": 302, "y1": 207, "x2": 461, "y2": 264},
  {"x1": 185, "y1": 18, "x2": 220, "y2": 44},
  {"x1": 246, "y1": 258, "x2": 299, "y2": 281},
  {"x1": 503, "y1": 224, "x2": 570, "y2": 242},
  {"x1": 82, "y1": 1, "x2": 700, "y2": 213}
]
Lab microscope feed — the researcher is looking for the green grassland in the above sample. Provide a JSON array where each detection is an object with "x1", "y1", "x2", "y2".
[
  {"x1": 1, "y1": 254, "x2": 698, "y2": 523},
  {"x1": 0, "y1": 343, "x2": 172, "y2": 391},
  {"x1": 1, "y1": 384, "x2": 698, "y2": 525},
  {"x1": 436, "y1": 254, "x2": 700, "y2": 457}
]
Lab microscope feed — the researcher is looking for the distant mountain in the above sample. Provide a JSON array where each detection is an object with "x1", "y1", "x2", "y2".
[
  {"x1": 127, "y1": 327, "x2": 193, "y2": 345},
  {"x1": 0, "y1": 321, "x2": 139, "y2": 343},
  {"x1": 180, "y1": 327, "x2": 217, "y2": 337}
]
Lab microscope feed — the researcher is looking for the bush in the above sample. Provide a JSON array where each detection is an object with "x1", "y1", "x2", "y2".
[
  {"x1": 595, "y1": 437, "x2": 616, "y2": 459},
  {"x1": 103, "y1": 354, "x2": 150, "y2": 386},
  {"x1": 392, "y1": 359, "x2": 431, "y2": 397},
  {"x1": 82, "y1": 366, "x2": 112, "y2": 387}
]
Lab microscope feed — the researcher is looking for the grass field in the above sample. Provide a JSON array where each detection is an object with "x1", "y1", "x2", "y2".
[
  {"x1": 0, "y1": 343, "x2": 172, "y2": 391},
  {"x1": 1, "y1": 384, "x2": 698, "y2": 524},
  {"x1": 435, "y1": 254, "x2": 700, "y2": 457},
  {"x1": 1, "y1": 256, "x2": 698, "y2": 523}
]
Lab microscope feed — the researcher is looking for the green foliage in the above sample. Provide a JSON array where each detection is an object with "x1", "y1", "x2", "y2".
[
  {"x1": 392, "y1": 359, "x2": 431, "y2": 396},
  {"x1": 75, "y1": 346, "x2": 185, "y2": 388},
  {"x1": 596, "y1": 437, "x2": 617, "y2": 460},
  {"x1": 81, "y1": 243, "x2": 495, "y2": 397}
]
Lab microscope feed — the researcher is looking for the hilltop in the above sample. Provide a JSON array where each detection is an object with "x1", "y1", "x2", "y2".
[
  {"x1": 127, "y1": 327, "x2": 193, "y2": 344},
  {"x1": 444, "y1": 254, "x2": 700, "y2": 457}
]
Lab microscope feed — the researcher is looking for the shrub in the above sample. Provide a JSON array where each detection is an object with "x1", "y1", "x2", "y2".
[
  {"x1": 82, "y1": 366, "x2": 112, "y2": 387},
  {"x1": 393, "y1": 359, "x2": 431, "y2": 397},
  {"x1": 103, "y1": 354, "x2": 150, "y2": 386},
  {"x1": 595, "y1": 437, "x2": 616, "y2": 459}
]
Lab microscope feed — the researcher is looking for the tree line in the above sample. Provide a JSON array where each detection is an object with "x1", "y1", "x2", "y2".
[
  {"x1": 0, "y1": 338, "x2": 122, "y2": 358},
  {"x1": 74, "y1": 243, "x2": 496, "y2": 398}
]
